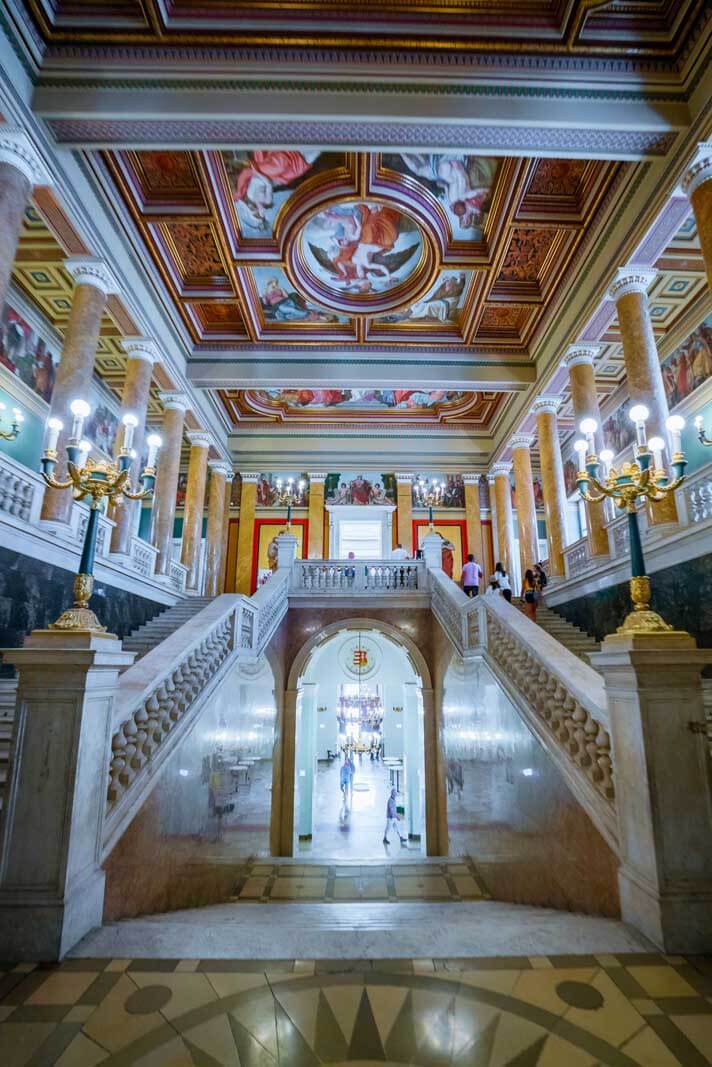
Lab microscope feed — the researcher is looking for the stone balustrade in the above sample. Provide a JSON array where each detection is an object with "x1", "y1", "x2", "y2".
[
  {"x1": 429, "y1": 568, "x2": 480, "y2": 655},
  {"x1": 0, "y1": 452, "x2": 44, "y2": 526},
  {"x1": 291, "y1": 559, "x2": 426, "y2": 594},
  {"x1": 563, "y1": 535, "x2": 598, "y2": 579}
]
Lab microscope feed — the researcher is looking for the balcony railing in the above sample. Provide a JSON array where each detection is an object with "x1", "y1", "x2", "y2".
[{"x1": 291, "y1": 558, "x2": 426, "y2": 594}]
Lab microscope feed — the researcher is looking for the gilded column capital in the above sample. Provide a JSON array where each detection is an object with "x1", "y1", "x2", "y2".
[
  {"x1": 158, "y1": 391, "x2": 190, "y2": 412},
  {"x1": 186, "y1": 430, "x2": 212, "y2": 449},
  {"x1": 395, "y1": 472, "x2": 414, "y2": 483},
  {"x1": 64, "y1": 256, "x2": 118, "y2": 297},
  {"x1": 563, "y1": 344, "x2": 600, "y2": 369},
  {"x1": 208, "y1": 461, "x2": 232, "y2": 480},
  {"x1": 121, "y1": 336, "x2": 161, "y2": 365},
  {"x1": 531, "y1": 395, "x2": 562, "y2": 416},
  {"x1": 490, "y1": 462, "x2": 512, "y2": 478},
  {"x1": 682, "y1": 142, "x2": 712, "y2": 198},
  {"x1": 239, "y1": 472, "x2": 261, "y2": 483},
  {"x1": 0, "y1": 126, "x2": 51, "y2": 186},
  {"x1": 307, "y1": 472, "x2": 328, "y2": 482},
  {"x1": 607, "y1": 266, "x2": 657, "y2": 302},
  {"x1": 462, "y1": 473, "x2": 481, "y2": 485},
  {"x1": 508, "y1": 433, "x2": 534, "y2": 451}
]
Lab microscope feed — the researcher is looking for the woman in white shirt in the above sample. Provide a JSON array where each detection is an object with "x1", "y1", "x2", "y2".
[{"x1": 493, "y1": 561, "x2": 512, "y2": 603}]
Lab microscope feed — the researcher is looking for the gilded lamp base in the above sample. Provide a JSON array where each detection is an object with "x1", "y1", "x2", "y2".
[
  {"x1": 48, "y1": 573, "x2": 108, "y2": 635},
  {"x1": 617, "y1": 575, "x2": 674, "y2": 635}
]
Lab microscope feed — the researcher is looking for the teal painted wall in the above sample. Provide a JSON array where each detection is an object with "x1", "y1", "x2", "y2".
[{"x1": 0, "y1": 383, "x2": 44, "y2": 470}]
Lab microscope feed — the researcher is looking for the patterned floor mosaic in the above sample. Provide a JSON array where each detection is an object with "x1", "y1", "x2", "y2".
[
  {"x1": 233, "y1": 860, "x2": 489, "y2": 902},
  {"x1": 1, "y1": 954, "x2": 712, "y2": 1065}
]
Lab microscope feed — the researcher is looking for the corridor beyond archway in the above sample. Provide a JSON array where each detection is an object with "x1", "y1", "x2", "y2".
[{"x1": 293, "y1": 627, "x2": 426, "y2": 859}]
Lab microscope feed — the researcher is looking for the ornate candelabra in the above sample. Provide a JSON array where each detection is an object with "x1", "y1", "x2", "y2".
[
  {"x1": 274, "y1": 475, "x2": 305, "y2": 526},
  {"x1": 694, "y1": 414, "x2": 712, "y2": 446},
  {"x1": 575, "y1": 406, "x2": 686, "y2": 634},
  {"x1": 40, "y1": 399, "x2": 162, "y2": 634},
  {"x1": 0, "y1": 401, "x2": 24, "y2": 441},
  {"x1": 414, "y1": 477, "x2": 443, "y2": 527}
]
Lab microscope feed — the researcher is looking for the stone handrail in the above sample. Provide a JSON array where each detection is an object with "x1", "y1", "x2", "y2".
[
  {"x1": 102, "y1": 576, "x2": 289, "y2": 856},
  {"x1": 481, "y1": 594, "x2": 617, "y2": 852},
  {"x1": 429, "y1": 567, "x2": 480, "y2": 655},
  {"x1": 292, "y1": 558, "x2": 426, "y2": 594}
]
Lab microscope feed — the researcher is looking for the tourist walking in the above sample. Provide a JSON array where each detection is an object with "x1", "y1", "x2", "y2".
[
  {"x1": 521, "y1": 568, "x2": 538, "y2": 621},
  {"x1": 460, "y1": 553, "x2": 482, "y2": 597},
  {"x1": 494, "y1": 562, "x2": 512, "y2": 602},
  {"x1": 383, "y1": 787, "x2": 407, "y2": 845},
  {"x1": 340, "y1": 755, "x2": 353, "y2": 804}
]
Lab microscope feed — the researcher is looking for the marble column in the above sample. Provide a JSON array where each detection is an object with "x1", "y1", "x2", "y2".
[
  {"x1": 491, "y1": 462, "x2": 515, "y2": 576},
  {"x1": 110, "y1": 337, "x2": 159, "y2": 554},
  {"x1": 395, "y1": 473, "x2": 414, "y2": 554},
  {"x1": 423, "y1": 686, "x2": 447, "y2": 856},
  {"x1": 563, "y1": 345, "x2": 610, "y2": 557},
  {"x1": 487, "y1": 475, "x2": 500, "y2": 566},
  {"x1": 463, "y1": 473, "x2": 484, "y2": 566},
  {"x1": 403, "y1": 681, "x2": 423, "y2": 840},
  {"x1": 41, "y1": 258, "x2": 117, "y2": 524},
  {"x1": 180, "y1": 431, "x2": 211, "y2": 592},
  {"x1": 297, "y1": 682, "x2": 317, "y2": 839},
  {"x1": 217, "y1": 470, "x2": 234, "y2": 594},
  {"x1": 608, "y1": 266, "x2": 678, "y2": 525},
  {"x1": 510, "y1": 434, "x2": 539, "y2": 580},
  {"x1": 0, "y1": 127, "x2": 49, "y2": 312},
  {"x1": 682, "y1": 142, "x2": 712, "y2": 292},
  {"x1": 307, "y1": 472, "x2": 327, "y2": 559},
  {"x1": 151, "y1": 392, "x2": 189, "y2": 576},
  {"x1": 204, "y1": 461, "x2": 231, "y2": 597},
  {"x1": 235, "y1": 473, "x2": 259, "y2": 595},
  {"x1": 532, "y1": 396, "x2": 569, "y2": 577}
]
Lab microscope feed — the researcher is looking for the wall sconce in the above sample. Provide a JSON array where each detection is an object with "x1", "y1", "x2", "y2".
[{"x1": 0, "y1": 401, "x2": 24, "y2": 441}]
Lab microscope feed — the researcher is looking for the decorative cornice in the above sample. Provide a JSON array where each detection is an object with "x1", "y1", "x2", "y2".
[
  {"x1": 490, "y1": 462, "x2": 512, "y2": 478},
  {"x1": 607, "y1": 266, "x2": 657, "y2": 302},
  {"x1": 0, "y1": 126, "x2": 50, "y2": 187},
  {"x1": 121, "y1": 336, "x2": 161, "y2": 365},
  {"x1": 395, "y1": 472, "x2": 414, "y2": 483},
  {"x1": 209, "y1": 461, "x2": 233, "y2": 479},
  {"x1": 64, "y1": 256, "x2": 118, "y2": 297},
  {"x1": 682, "y1": 141, "x2": 712, "y2": 198},
  {"x1": 239, "y1": 472, "x2": 261, "y2": 483},
  {"x1": 532, "y1": 395, "x2": 562, "y2": 416},
  {"x1": 307, "y1": 472, "x2": 328, "y2": 481},
  {"x1": 563, "y1": 344, "x2": 600, "y2": 370},
  {"x1": 509, "y1": 433, "x2": 534, "y2": 451},
  {"x1": 462, "y1": 473, "x2": 481, "y2": 485},
  {"x1": 186, "y1": 430, "x2": 212, "y2": 449},
  {"x1": 158, "y1": 391, "x2": 189, "y2": 413}
]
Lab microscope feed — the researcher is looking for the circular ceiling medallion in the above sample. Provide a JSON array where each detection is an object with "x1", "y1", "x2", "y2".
[{"x1": 290, "y1": 198, "x2": 435, "y2": 316}]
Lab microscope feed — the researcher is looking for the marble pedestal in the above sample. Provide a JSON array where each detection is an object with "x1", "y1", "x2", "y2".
[
  {"x1": 592, "y1": 631, "x2": 712, "y2": 952},
  {"x1": 0, "y1": 631, "x2": 134, "y2": 960}
]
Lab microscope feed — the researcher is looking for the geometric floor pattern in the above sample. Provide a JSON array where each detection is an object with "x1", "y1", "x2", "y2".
[{"x1": 2, "y1": 955, "x2": 712, "y2": 1065}]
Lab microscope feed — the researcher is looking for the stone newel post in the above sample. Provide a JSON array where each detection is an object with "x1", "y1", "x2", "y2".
[
  {"x1": 0, "y1": 631, "x2": 134, "y2": 960},
  {"x1": 592, "y1": 631, "x2": 712, "y2": 952}
]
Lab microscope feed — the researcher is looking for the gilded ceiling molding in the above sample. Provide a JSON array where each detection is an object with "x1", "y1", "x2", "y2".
[
  {"x1": 607, "y1": 266, "x2": 658, "y2": 302},
  {"x1": 64, "y1": 256, "x2": 118, "y2": 297},
  {"x1": 682, "y1": 142, "x2": 712, "y2": 198}
]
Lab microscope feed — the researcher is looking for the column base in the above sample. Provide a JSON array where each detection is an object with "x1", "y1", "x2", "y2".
[
  {"x1": 619, "y1": 865, "x2": 712, "y2": 953},
  {"x1": 0, "y1": 866, "x2": 105, "y2": 961}
]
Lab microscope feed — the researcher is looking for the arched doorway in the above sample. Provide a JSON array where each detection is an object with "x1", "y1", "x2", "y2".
[{"x1": 278, "y1": 619, "x2": 438, "y2": 859}]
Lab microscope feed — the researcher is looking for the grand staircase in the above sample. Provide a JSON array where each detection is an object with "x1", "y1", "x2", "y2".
[
  {"x1": 528, "y1": 602, "x2": 601, "y2": 667},
  {"x1": 121, "y1": 596, "x2": 214, "y2": 663}
]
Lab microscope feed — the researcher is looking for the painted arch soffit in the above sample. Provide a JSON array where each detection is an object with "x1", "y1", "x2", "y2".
[{"x1": 100, "y1": 148, "x2": 626, "y2": 361}]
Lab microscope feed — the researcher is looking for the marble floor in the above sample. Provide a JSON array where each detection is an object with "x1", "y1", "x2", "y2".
[
  {"x1": 2, "y1": 953, "x2": 712, "y2": 1065},
  {"x1": 298, "y1": 757, "x2": 424, "y2": 859}
]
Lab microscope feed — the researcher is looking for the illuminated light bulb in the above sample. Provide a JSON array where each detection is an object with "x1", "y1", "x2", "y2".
[
  {"x1": 121, "y1": 412, "x2": 138, "y2": 452},
  {"x1": 694, "y1": 414, "x2": 703, "y2": 430},
  {"x1": 69, "y1": 397, "x2": 91, "y2": 440},
  {"x1": 599, "y1": 448, "x2": 614, "y2": 476},
  {"x1": 78, "y1": 439, "x2": 92, "y2": 464},
  {"x1": 45, "y1": 416, "x2": 63, "y2": 453},
  {"x1": 12, "y1": 407, "x2": 23, "y2": 423},
  {"x1": 666, "y1": 413, "x2": 685, "y2": 453},
  {"x1": 648, "y1": 436, "x2": 665, "y2": 471},
  {"x1": 629, "y1": 404, "x2": 649, "y2": 448},
  {"x1": 579, "y1": 416, "x2": 598, "y2": 456},
  {"x1": 573, "y1": 438, "x2": 588, "y2": 474},
  {"x1": 145, "y1": 432, "x2": 162, "y2": 469}
]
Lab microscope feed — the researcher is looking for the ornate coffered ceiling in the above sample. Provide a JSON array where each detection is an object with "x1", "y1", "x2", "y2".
[{"x1": 100, "y1": 148, "x2": 624, "y2": 370}]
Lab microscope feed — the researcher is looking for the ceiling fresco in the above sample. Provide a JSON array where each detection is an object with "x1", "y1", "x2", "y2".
[{"x1": 102, "y1": 149, "x2": 623, "y2": 355}]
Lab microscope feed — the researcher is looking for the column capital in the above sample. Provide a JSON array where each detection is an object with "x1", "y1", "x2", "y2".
[
  {"x1": 509, "y1": 433, "x2": 534, "y2": 451},
  {"x1": 0, "y1": 126, "x2": 50, "y2": 186},
  {"x1": 563, "y1": 344, "x2": 600, "y2": 369},
  {"x1": 121, "y1": 336, "x2": 161, "y2": 365},
  {"x1": 486, "y1": 475, "x2": 496, "y2": 486},
  {"x1": 462, "y1": 473, "x2": 481, "y2": 485},
  {"x1": 490, "y1": 462, "x2": 512, "y2": 478},
  {"x1": 186, "y1": 430, "x2": 212, "y2": 449},
  {"x1": 607, "y1": 266, "x2": 657, "y2": 302},
  {"x1": 158, "y1": 391, "x2": 190, "y2": 412},
  {"x1": 208, "y1": 461, "x2": 233, "y2": 479},
  {"x1": 64, "y1": 256, "x2": 118, "y2": 297},
  {"x1": 395, "y1": 472, "x2": 414, "y2": 483},
  {"x1": 239, "y1": 471, "x2": 261, "y2": 483},
  {"x1": 307, "y1": 472, "x2": 328, "y2": 482},
  {"x1": 531, "y1": 395, "x2": 562, "y2": 416},
  {"x1": 682, "y1": 141, "x2": 712, "y2": 198}
]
